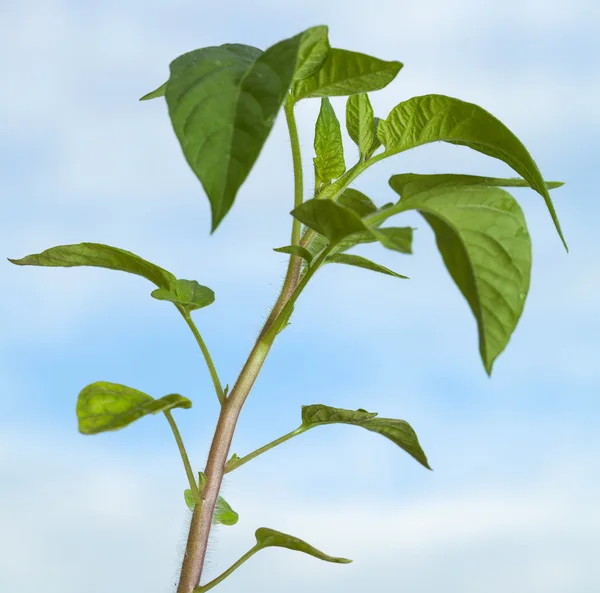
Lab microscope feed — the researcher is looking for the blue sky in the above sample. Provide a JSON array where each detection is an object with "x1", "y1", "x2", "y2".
[{"x1": 1, "y1": 0, "x2": 598, "y2": 592}]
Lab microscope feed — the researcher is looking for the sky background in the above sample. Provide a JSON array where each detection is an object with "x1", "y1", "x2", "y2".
[{"x1": 1, "y1": 0, "x2": 598, "y2": 592}]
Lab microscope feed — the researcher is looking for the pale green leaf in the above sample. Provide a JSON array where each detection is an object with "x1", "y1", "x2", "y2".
[
  {"x1": 345, "y1": 93, "x2": 378, "y2": 158},
  {"x1": 377, "y1": 95, "x2": 567, "y2": 249},
  {"x1": 8, "y1": 242, "x2": 176, "y2": 290},
  {"x1": 151, "y1": 279, "x2": 215, "y2": 312},
  {"x1": 293, "y1": 25, "x2": 330, "y2": 81},
  {"x1": 292, "y1": 48, "x2": 402, "y2": 102},
  {"x1": 314, "y1": 98, "x2": 346, "y2": 187},
  {"x1": 77, "y1": 382, "x2": 191, "y2": 435},
  {"x1": 185, "y1": 472, "x2": 239, "y2": 525},
  {"x1": 301, "y1": 404, "x2": 430, "y2": 469},
  {"x1": 326, "y1": 253, "x2": 408, "y2": 279},
  {"x1": 255, "y1": 527, "x2": 352, "y2": 563}
]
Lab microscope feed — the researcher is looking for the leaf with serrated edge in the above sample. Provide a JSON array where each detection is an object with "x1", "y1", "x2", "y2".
[
  {"x1": 8, "y1": 243, "x2": 176, "y2": 290},
  {"x1": 77, "y1": 382, "x2": 191, "y2": 435},
  {"x1": 314, "y1": 98, "x2": 346, "y2": 187},
  {"x1": 151, "y1": 279, "x2": 215, "y2": 312},
  {"x1": 346, "y1": 94, "x2": 377, "y2": 158},
  {"x1": 255, "y1": 528, "x2": 352, "y2": 563},
  {"x1": 377, "y1": 95, "x2": 567, "y2": 249},
  {"x1": 165, "y1": 26, "x2": 326, "y2": 232},
  {"x1": 387, "y1": 184, "x2": 532, "y2": 374},
  {"x1": 292, "y1": 48, "x2": 402, "y2": 101},
  {"x1": 301, "y1": 404, "x2": 430, "y2": 469},
  {"x1": 326, "y1": 253, "x2": 407, "y2": 279}
]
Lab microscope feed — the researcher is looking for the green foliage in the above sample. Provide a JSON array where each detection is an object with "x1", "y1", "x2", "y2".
[
  {"x1": 336, "y1": 188, "x2": 377, "y2": 217},
  {"x1": 273, "y1": 245, "x2": 314, "y2": 264},
  {"x1": 292, "y1": 25, "x2": 330, "y2": 81},
  {"x1": 292, "y1": 48, "x2": 402, "y2": 101},
  {"x1": 254, "y1": 527, "x2": 352, "y2": 563},
  {"x1": 184, "y1": 472, "x2": 239, "y2": 526},
  {"x1": 325, "y1": 253, "x2": 408, "y2": 278},
  {"x1": 151, "y1": 279, "x2": 215, "y2": 313},
  {"x1": 314, "y1": 98, "x2": 346, "y2": 189},
  {"x1": 377, "y1": 95, "x2": 567, "y2": 249},
  {"x1": 345, "y1": 93, "x2": 380, "y2": 159},
  {"x1": 76, "y1": 382, "x2": 191, "y2": 434},
  {"x1": 301, "y1": 404, "x2": 430, "y2": 469}
]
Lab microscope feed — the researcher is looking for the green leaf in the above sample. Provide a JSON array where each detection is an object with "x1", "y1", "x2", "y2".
[
  {"x1": 151, "y1": 279, "x2": 214, "y2": 312},
  {"x1": 184, "y1": 472, "x2": 239, "y2": 526},
  {"x1": 301, "y1": 404, "x2": 430, "y2": 469},
  {"x1": 372, "y1": 227, "x2": 413, "y2": 254},
  {"x1": 77, "y1": 382, "x2": 191, "y2": 435},
  {"x1": 377, "y1": 95, "x2": 567, "y2": 250},
  {"x1": 254, "y1": 527, "x2": 352, "y2": 563},
  {"x1": 139, "y1": 81, "x2": 167, "y2": 101},
  {"x1": 326, "y1": 253, "x2": 408, "y2": 279},
  {"x1": 345, "y1": 94, "x2": 379, "y2": 159},
  {"x1": 291, "y1": 199, "x2": 368, "y2": 245},
  {"x1": 389, "y1": 184, "x2": 532, "y2": 374},
  {"x1": 389, "y1": 173, "x2": 565, "y2": 200},
  {"x1": 293, "y1": 25, "x2": 330, "y2": 81},
  {"x1": 292, "y1": 48, "x2": 402, "y2": 102},
  {"x1": 273, "y1": 245, "x2": 313, "y2": 264},
  {"x1": 8, "y1": 242, "x2": 176, "y2": 290},
  {"x1": 276, "y1": 303, "x2": 295, "y2": 335},
  {"x1": 336, "y1": 188, "x2": 377, "y2": 217},
  {"x1": 314, "y1": 98, "x2": 346, "y2": 188},
  {"x1": 165, "y1": 27, "x2": 326, "y2": 232}
]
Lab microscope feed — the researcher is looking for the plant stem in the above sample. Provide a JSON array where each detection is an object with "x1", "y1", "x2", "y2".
[
  {"x1": 284, "y1": 94, "x2": 304, "y2": 245},
  {"x1": 224, "y1": 426, "x2": 306, "y2": 474},
  {"x1": 195, "y1": 545, "x2": 260, "y2": 592},
  {"x1": 178, "y1": 308, "x2": 225, "y2": 405},
  {"x1": 164, "y1": 410, "x2": 200, "y2": 501}
]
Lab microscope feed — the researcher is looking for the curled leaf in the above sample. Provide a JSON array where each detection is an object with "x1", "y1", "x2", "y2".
[{"x1": 151, "y1": 279, "x2": 215, "y2": 312}]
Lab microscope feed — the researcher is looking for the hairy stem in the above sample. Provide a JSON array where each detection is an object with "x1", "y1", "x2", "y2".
[
  {"x1": 195, "y1": 545, "x2": 260, "y2": 592},
  {"x1": 178, "y1": 307, "x2": 225, "y2": 405},
  {"x1": 164, "y1": 410, "x2": 200, "y2": 502}
]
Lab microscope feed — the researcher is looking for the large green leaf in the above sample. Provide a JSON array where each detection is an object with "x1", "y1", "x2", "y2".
[
  {"x1": 150, "y1": 279, "x2": 214, "y2": 312},
  {"x1": 293, "y1": 25, "x2": 330, "y2": 81},
  {"x1": 301, "y1": 404, "x2": 430, "y2": 469},
  {"x1": 326, "y1": 253, "x2": 407, "y2": 279},
  {"x1": 292, "y1": 48, "x2": 402, "y2": 101},
  {"x1": 254, "y1": 527, "x2": 352, "y2": 563},
  {"x1": 314, "y1": 98, "x2": 346, "y2": 188},
  {"x1": 184, "y1": 472, "x2": 239, "y2": 526},
  {"x1": 388, "y1": 184, "x2": 532, "y2": 374},
  {"x1": 163, "y1": 26, "x2": 327, "y2": 232},
  {"x1": 389, "y1": 173, "x2": 565, "y2": 200},
  {"x1": 8, "y1": 243, "x2": 176, "y2": 290},
  {"x1": 377, "y1": 95, "x2": 567, "y2": 249},
  {"x1": 345, "y1": 93, "x2": 379, "y2": 159},
  {"x1": 77, "y1": 382, "x2": 191, "y2": 435}
]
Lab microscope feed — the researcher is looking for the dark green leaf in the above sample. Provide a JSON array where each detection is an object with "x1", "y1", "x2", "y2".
[
  {"x1": 292, "y1": 48, "x2": 402, "y2": 102},
  {"x1": 77, "y1": 382, "x2": 191, "y2": 435},
  {"x1": 326, "y1": 253, "x2": 407, "y2": 278},
  {"x1": 314, "y1": 98, "x2": 346, "y2": 188},
  {"x1": 273, "y1": 245, "x2": 313, "y2": 263},
  {"x1": 389, "y1": 184, "x2": 532, "y2": 374},
  {"x1": 345, "y1": 93, "x2": 379, "y2": 158},
  {"x1": 336, "y1": 188, "x2": 377, "y2": 217},
  {"x1": 8, "y1": 242, "x2": 176, "y2": 289},
  {"x1": 377, "y1": 95, "x2": 567, "y2": 249},
  {"x1": 291, "y1": 199, "x2": 368, "y2": 244},
  {"x1": 165, "y1": 27, "x2": 325, "y2": 232},
  {"x1": 293, "y1": 25, "x2": 330, "y2": 81},
  {"x1": 139, "y1": 81, "x2": 167, "y2": 101},
  {"x1": 254, "y1": 527, "x2": 352, "y2": 563},
  {"x1": 151, "y1": 279, "x2": 214, "y2": 312},
  {"x1": 301, "y1": 404, "x2": 430, "y2": 469}
]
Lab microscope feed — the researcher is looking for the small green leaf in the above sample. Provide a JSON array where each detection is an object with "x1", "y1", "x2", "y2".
[
  {"x1": 8, "y1": 242, "x2": 176, "y2": 290},
  {"x1": 301, "y1": 404, "x2": 430, "y2": 469},
  {"x1": 184, "y1": 489, "x2": 197, "y2": 511},
  {"x1": 372, "y1": 227, "x2": 413, "y2": 254},
  {"x1": 225, "y1": 452, "x2": 240, "y2": 471},
  {"x1": 291, "y1": 199, "x2": 368, "y2": 245},
  {"x1": 165, "y1": 26, "x2": 326, "y2": 232},
  {"x1": 273, "y1": 245, "x2": 314, "y2": 264},
  {"x1": 77, "y1": 382, "x2": 191, "y2": 435},
  {"x1": 389, "y1": 173, "x2": 565, "y2": 200},
  {"x1": 293, "y1": 25, "x2": 330, "y2": 81},
  {"x1": 314, "y1": 98, "x2": 346, "y2": 188},
  {"x1": 254, "y1": 527, "x2": 352, "y2": 563},
  {"x1": 292, "y1": 48, "x2": 402, "y2": 101},
  {"x1": 150, "y1": 279, "x2": 215, "y2": 312},
  {"x1": 223, "y1": 384, "x2": 230, "y2": 398},
  {"x1": 388, "y1": 184, "x2": 532, "y2": 374},
  {"x1": 346, "y1": 94, "x2": 379, "y2": 159},
  {"x1": 276, "y1": 303, "x2": 295, "y2": 335},
  {"x1": 326, "y1": 253, "x2": 408, "y2": 279},
  {"x1": 187, "y1": 472, "x2": 239, "y2": 525},
  {"x1": 139, "y1": 81, "x2": 168, "y2": 101},
  {"x1": 336, "y1": 188, "x2": 377, "y2": 217},
  {"x1": 377, "y1": 95, "x2": 567, "y2": 249}
]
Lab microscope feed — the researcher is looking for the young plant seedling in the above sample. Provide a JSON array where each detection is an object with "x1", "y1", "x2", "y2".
[{"x1": 9, "y1": 25, "x2": 567, "y2": 593}]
